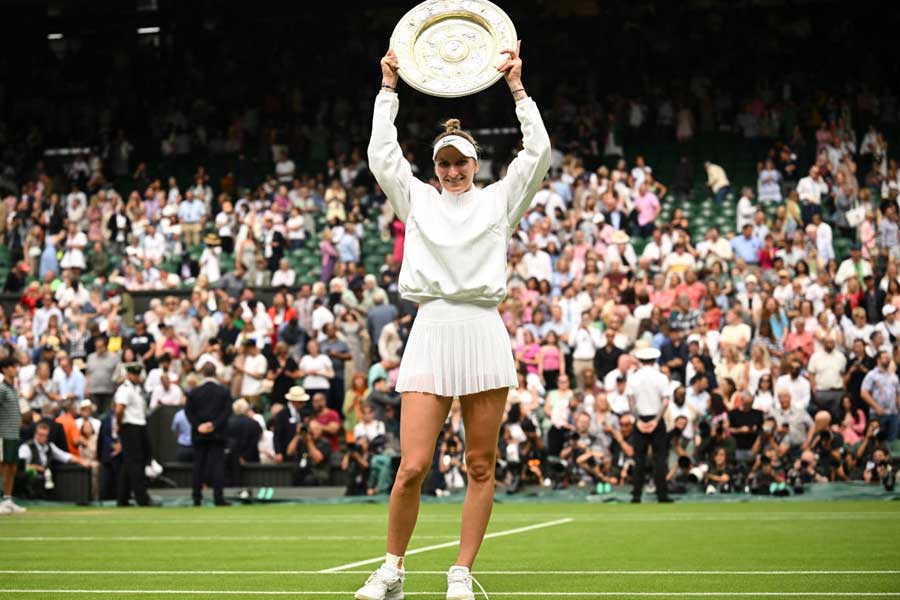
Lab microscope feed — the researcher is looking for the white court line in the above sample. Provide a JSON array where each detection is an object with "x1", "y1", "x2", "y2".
[
  {"x1": 320, "y1": 517, "x2": 575, "y2": 573},
  {"x1": 0, "y1": 591, "x2": 898, "y2": 597},
  {"x1": 0, "y1": 535, "x2": 453, "y2": 542},
  {"x1": 9, "y1": 512, "x2": 899, "y2": 525},
  {"x1": 2, "y1": 569, "x2": 899, "y2": 576}
]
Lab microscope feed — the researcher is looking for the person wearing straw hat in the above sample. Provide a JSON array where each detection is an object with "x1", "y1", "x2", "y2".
[
  {"x1": 272, "y1": 386, "x2": 311, "y2": 465},
  {"x1": 357, "y1": 41, "x2": 550, "y2": 600},
  {"x1": 200, "y1": 233, "x2": 222, "y2": 285},
  {"x1": 626, "y1": 347, "x2": 674, "y2": 503}
]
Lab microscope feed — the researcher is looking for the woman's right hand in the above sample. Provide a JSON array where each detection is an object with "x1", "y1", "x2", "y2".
[{"x1": 380, "y1": 49, "x2": 399, "y2": 88}]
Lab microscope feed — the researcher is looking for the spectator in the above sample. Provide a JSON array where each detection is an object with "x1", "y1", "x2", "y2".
[
  {"x1": 85, "y1": 335, "x2": 120, "y2": 414},
  {"x1": 860, "y1": 350, "x2": 900, "y2": 441},
  {"x1": 704, "y1": 162, "x2": 730, "y2": 205}
]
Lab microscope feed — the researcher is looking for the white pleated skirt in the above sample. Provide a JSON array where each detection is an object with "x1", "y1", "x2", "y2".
[{"x1": 396, "y1": 299, "x2": 518, "y2": 398}]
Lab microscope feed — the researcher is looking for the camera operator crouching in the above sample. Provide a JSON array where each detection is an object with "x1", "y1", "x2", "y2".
[
  {"x1": 343, "y1": 402, "x2": 398, "y2": 496},
  {"x1": 277, "y1": 388, "x2": 338, "y2": 486},
  {"x1": 559, "y1": 412, "x2": 617, "y2": 491}
]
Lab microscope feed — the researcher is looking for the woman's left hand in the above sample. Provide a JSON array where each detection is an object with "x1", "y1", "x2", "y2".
[{"x1": 498, "y1": 40, "x2": 522, "y2": 88}]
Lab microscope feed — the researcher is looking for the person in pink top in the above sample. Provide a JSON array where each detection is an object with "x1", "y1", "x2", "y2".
[
  {"x1": 538, "y1": 330, "x2": 563, "y2": 391},
  {"x1": 515, "y1": 330, "x2": 541, "y2": 377},
  {"x1": 633, "y1": 182, "x2": 660, "y2": 237}
]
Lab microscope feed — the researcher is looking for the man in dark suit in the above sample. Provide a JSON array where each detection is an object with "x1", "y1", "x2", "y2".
[{"x1": 185, "y1": 362, "x2": 232, "y2": 506}]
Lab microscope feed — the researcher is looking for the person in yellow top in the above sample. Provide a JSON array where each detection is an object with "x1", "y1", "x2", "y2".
[{"x1": 705, "y1": 161, "x2": 731, "y2": 205}]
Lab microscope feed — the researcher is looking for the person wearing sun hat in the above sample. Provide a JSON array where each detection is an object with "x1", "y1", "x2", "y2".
[
  {"x1": 626, "y1": 346, "x2": 673, "y2": 504},
  {"x1": 272, "y1": 386, "x2": 311, "y2": 465},
  {"x1": 200, "y1": 233, "x2": 222, "y2": 284}
]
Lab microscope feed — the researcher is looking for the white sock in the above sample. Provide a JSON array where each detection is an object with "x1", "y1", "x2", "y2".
[
  {"x1": 385, "y1": 552, "x2": 404, "y2": 570},
  {"x1": 451, "y1": 565, "x2": 470, "y2": 573}
]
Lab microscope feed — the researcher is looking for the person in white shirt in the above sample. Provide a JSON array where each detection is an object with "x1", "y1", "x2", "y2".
[
  {"x1": 236, "y1": 340, "x2": 268, "y2": 408},
  {"x1": 806, "y1": 338, "x2": 846, "y2": 418},
  {"x1": 796, "y1": 165, "x2": 828, "y2": 222},
  {"x1": 270, "y1": 258, "x2": 297, "y2": 288},
  {"x1": 626, "y1": 347, "x2": 673, "y2": 503},
  {"x1": 114, "y1": 364, "x2": 152, "y2": 506},
  {"x1": 140, "y1": 224, "x2": 167, "y2": 264},
  {"x1": 774, "y1": 357, "x2": 812, "y2": 413},
  {"x1": 357, "y1": 45, "x2": 550, "y2": 600},
  {"x1": 834, "y1": 245, "x2": 872, "y2": 292},
  {"x1": 298, "y1": 339, "x2": 334, "y2": 400},
  {"x1": 696, "y1": 228, "x2": 733, "y2": 268},
  {"x1": 568, "y1": 313, "x2": 602, "y2": 389},
  {"x1": 522, "y1": 240, "x2": 553, "y2": 283},
  {"x1": 149, "y1": 372, "x2": 184, "y2": 411},
  {"x1": 199, "y1": 234, "x2": 222, "y2": 284},
  {"x1": 736, "y1": 188, "x2": 756, "y2": 231},
  {"x1": 875, "y1": 305, "x2": 900, "y2": 344},
  {"x1": 810, "y1": 213, "x2": 834, "y2": 264}
]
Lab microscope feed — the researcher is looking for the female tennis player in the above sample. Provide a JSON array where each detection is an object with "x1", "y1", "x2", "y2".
[{"x1": 355, "y1": 42, "x2": 550, "y2": 600}]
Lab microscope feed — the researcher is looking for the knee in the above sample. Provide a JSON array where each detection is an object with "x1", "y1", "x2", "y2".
[
  {"x1": 394, "y1": 459, "x2": 430, "y2": 489},
  {"x1": 465, "y1": 452, "x2": 495, "y2": 485}
]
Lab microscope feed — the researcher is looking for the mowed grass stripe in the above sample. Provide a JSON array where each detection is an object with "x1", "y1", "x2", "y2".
[
  {"x1": 1, "y1": 590, "x2": 899, "y2": 597},
  {"x1": 5, "y1": 569, "x2": 899, "y2": 575}
]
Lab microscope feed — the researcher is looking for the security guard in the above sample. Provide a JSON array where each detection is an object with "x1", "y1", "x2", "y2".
[
  {"x1": 626, "y1": 347, "x2": 674, "y2": 503},
  {"x1": 114, "y1": 363, "x2": 153, "y2": 506}
]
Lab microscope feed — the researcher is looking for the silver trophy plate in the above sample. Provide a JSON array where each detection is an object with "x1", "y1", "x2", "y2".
[{"x1": 390, "y1": 0, "x2": 517, "y2": 98}]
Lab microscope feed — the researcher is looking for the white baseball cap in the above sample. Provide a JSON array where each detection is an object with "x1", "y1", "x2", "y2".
[{"x1": 433, "y1": 135, "x2": 478, "y2": 161}]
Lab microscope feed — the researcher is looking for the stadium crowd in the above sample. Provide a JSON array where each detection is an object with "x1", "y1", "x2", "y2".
[{"x1": 1, "y1": 63, "x2": 900, "y2": 507}]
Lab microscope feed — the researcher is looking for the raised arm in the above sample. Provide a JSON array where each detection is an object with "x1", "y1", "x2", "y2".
[
  {"x1": 494, "y1": 41, "x2": 552, "y2": 230},
  {"x1": 367, "y1": 49, "x2": 419, "y2": 223}
]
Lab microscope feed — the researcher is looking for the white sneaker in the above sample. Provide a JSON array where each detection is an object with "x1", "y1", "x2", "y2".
[
  {"x1": 0, "y1": 499, "x2": 25, "y2": 514},
  {"x1": 446, "y1": 566, "x2": 475, "y2": 600},
  {"x1": 355, "y1": 564, "x2": 404, "y2": 600}
]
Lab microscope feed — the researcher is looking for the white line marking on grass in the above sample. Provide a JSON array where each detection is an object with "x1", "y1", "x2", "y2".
[
  {"x1": 9, "y1": 511, "x2": 899, "y2": 525},
  {"x1": 1, "y1": 591, "x2": 898, "y2": 597},
  {"x1": 3, "y1": 569, "x2": 899, "y2": 576},
  {"x1": 319, "y1": 517, "x2": 575, "y2": 573},
  {"x1": 0, "y1": 535, "x2": 453, "y2": 542}
]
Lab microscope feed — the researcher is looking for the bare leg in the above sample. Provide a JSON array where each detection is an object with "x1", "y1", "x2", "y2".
[
  {"x1": 386, "y1": 391, "x2": 452, "y2": 558},
  {"x1": 455, "y1": 387, "x2": 507, "y2": 569}
]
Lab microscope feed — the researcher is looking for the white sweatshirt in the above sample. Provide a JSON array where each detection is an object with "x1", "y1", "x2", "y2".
[{"x1": 368, "y1": 91, "x2": 551, "y2": 307}]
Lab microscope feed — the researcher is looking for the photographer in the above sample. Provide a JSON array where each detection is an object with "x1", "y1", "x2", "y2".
[
  {"x1": 751, "y1": 416, "x2": 785, "y2": 459},
  {"x1": 666, "y1": 455, "x2": 694, "y2": 494},
  {"x1": 560, "y1": 412, "x2": 614, "y2": 488},
  {"x1": 772, "y1": 388, "x2": 814, "y2": 459},
  {"x1": 341, "y1": 436, "x2": 370, "y2": 496},
  {"x1": 436, "y1": 428, "x2": 466, "y2": 495},
  {"x1": 863, "y1": 448, "x2": 896, "y2": 491},
  {"x1": 17, "y1": 422, "x2": 86, "y2": 499},
  {"x1": 806, "y1": 411, "x2": 846, "y2": 481},
  {"x1": 610, "y1": 413, "x2": 636, "y2": 485},
  {"x1": 747, "y1": 450, "x2": 788, "y2": 495},
  {"x1": 285, "y1": 398, "x2": 333, "y2": 487},
  {"x1": 350, "y1": 403, "x2": 392, "y2": 496},
  {"x1": 703, "y1": 446, "x2": 733, "y2": 494}
]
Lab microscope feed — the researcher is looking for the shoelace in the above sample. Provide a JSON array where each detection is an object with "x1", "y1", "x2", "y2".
[
  {"x1": 448, "y1": 570, "x2": 490, "y2": 600},
  {"x1": 472, "y1": 574, "x2": 490, "y2": 600}
]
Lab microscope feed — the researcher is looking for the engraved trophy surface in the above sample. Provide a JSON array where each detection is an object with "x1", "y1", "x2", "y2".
[{"x1": 390, "y1": 0, "x2": 517, "y2": 98}]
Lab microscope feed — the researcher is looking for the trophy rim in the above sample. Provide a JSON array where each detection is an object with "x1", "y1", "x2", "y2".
[{"x1": 390, "y1": 0, "x2": 517, "y2": 98}]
